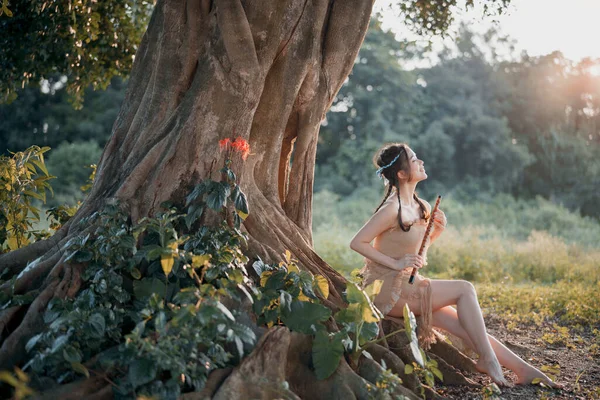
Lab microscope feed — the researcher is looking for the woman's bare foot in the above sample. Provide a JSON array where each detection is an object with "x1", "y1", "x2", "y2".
[
  {"x1": 476, "y1": 357, "x2": 512, "y2": 387},
  {"x1": 515, "y1": 365, "x2": 564, "y2": 389}
]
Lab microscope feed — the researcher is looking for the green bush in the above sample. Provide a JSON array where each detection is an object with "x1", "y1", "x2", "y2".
[
  {"x1": 313, "y1": 189, "x2": 600, "y2": 285},
  {"x1": 45, "y1": 140, "x2": 102, "y2": 207}
]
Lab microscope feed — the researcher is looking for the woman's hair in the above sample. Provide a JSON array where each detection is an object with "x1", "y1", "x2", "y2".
[{"x1": 373, "y1": 143, "x2": 429, "y2": 232}]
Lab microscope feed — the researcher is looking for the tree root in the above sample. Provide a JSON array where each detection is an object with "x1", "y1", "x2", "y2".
[
  {"x1": 180, "y1": 367, "x2": 234, "y2": 399},
  {"x1": 0, "y1": 305, "x2": 24, "y2": 341},
  {"x1": 0, "y1": 249, "x2": 62, "y2": 296},
  {"x1": 31, "y1": 375, "x2": 110, "y2": 400},
  {"x1": 364, "y1": 343, "x2": 421, "y2": 393},
  {"x1": 0, "y1": 263, "x2": 83, "y2": 369},
  {"x1": 428, "y1": 353, "x2": 478, "y2": 386},
  {"x1": 212, "y1": 326, "x2": 300, "y2": 400},
  {"x1": 357, "y1": 357, "x2": 422, "y2": 400},
  {"x1": 0, "y1": 221, "x2": 70, "y2": 275},
  {"x1": 428, "y1": 335, "x2": 479, "y2": 375}
]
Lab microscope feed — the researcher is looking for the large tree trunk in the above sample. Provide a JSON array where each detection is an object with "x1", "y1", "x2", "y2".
[{"x1": 0, "y1": 1, "x2": 478, "y2": 398}]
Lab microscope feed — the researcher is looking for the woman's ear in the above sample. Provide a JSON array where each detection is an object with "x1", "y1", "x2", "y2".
[{"x1": 396, "y1": 170, "x2": 407, "y2": 181}]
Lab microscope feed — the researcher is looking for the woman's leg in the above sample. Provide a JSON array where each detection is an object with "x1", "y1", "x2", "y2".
[
  {"x1": 387, "y1": 279, "x2": 508, "y2": 385},
  {"x1": 432, "y1": 306, "x2": 562, "y2": 388},
  {"x1": 424, "y1": 279, "x2": 510, "y2": 385}
]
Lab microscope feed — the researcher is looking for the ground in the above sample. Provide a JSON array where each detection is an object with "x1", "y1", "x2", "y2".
[{"x1": 435, "y1": 315, "x2": 600, "y2": 399}]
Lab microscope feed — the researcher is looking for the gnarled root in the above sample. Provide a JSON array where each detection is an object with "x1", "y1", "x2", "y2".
[
  {"x1": 0, "y1": 262, "x2": 83, "y2": 369},
  {"x1": 31, "y1": 375, "x2": 111, "y2": 400},
  {"x1": 357, "y1": 356, "x2": 422, "y2": 400},
  {"x1": 211, "y1": 326, "x2": 300, "y2": 400},
  {"x1": 364, "y1": 343, "x2": 422, "y2": 393},
  {"x1": 428, "y1": 333, "x2": 479, "y2": 375}
]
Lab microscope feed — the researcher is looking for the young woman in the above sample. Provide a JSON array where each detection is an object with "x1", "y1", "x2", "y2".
[{"x1": 349, "y1": 143, "x2": 562, "y2": 388}]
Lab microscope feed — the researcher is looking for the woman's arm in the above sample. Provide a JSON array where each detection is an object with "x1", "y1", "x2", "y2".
[{"x1": 349, "y1": 201, "x2": 423, "y2": 271}]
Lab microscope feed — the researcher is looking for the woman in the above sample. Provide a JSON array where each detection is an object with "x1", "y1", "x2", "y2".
[{"x1": 349, "y1": 143, "x2": 561, "y2": 388}]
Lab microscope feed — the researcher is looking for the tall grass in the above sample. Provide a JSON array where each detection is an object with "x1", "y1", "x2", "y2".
[{"x1": 313, "y1": 189, "x2": 600, "y2": 287}]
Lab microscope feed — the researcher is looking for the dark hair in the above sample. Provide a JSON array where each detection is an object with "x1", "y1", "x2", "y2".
[{"x1": 373, "y1": 143, "x2": 429, "y2": 231}]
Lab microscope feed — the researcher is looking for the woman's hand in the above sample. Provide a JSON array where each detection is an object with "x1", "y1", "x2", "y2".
[
  {"x1": 396, "y1": 254, "x2": 425, "y2": 271},
  {"x1": 433, "y1": 208, "x2": 447, "y2": 232}
]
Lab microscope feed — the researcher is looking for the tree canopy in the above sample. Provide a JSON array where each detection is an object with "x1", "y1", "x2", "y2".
[{"x1": 0, "y1": 0, "x2": 512, "y2": 106}]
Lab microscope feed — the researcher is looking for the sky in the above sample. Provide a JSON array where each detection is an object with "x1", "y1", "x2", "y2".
[{"x1": 377, "y1": 0, "x2": 600, "y2": 63}]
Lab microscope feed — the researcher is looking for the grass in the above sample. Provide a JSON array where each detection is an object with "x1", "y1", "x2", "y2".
[{"x1": 312, "y1": 189, "x2": 600, "y2": 329}]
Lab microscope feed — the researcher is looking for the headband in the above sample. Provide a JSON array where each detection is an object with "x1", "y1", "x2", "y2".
[{"x1": 375, "y1": 153, "x2": 401, "y2": 179}]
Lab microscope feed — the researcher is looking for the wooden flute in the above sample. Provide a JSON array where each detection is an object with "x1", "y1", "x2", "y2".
[{"x1": 408, "y1": 195, "x2": 442, "y2": 285}]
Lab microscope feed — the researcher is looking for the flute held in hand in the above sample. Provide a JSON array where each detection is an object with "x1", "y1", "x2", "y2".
[{"x1": 408, "y1": 195, "x2": 442, "y2": 285}]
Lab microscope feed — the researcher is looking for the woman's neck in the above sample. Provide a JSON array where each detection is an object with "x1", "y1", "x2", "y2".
[{"x1": 393, "y1": 182, "x2": 417, "y2": 206}]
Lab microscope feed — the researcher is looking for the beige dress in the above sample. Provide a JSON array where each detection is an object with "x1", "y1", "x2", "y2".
[{"x1": 359, "y1": 216, "x2": 437, "y2": 349}]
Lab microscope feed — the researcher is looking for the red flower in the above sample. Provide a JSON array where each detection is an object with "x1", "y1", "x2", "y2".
[
  {"x1": 219, "y1": 137, "x2": 251, "y2": 160},
  {"x1": 231, "y1": 137, "x2": 251, "y2": 160},
  {"x1": 218, "y1": 138, "x2": 231, "y2": 150}
]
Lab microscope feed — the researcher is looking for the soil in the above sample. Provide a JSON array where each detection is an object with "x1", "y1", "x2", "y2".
[{"x1": 433, "y1": 315, "x2": 600, "y2": 400}]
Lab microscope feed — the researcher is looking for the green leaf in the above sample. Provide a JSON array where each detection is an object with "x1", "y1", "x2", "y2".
[
  {"x1": 22, "y1": 190, "x2": 44, "y2": 201},
  {"x1": 312, "y1": 331, "x2": 344, "y2": 380},
  {"x1": 215, "y1": 302, "x2": 235, "y2": 321},
  {"x1": 264, "y1": 269, "x2": 287, "y2": 291},
  {"x1": 206, "y1": 181, "x2": 230, "y2": 210},
  {"x1": 431, "y1": 366, "x2": 444, "y2": 382},
  {"x1": 63, "y1": 345, "x2": 82, "y2": 363},
  {"x1": 88, "y1": 313, "x2": 106, "y2": 338},
  {"x1": 71, "y1": 362, "x2": 90, "y2": 378},
  {"x1": 359, "y1": 322, "x2": 379, "y2": 345},
  {"x1": 154, "y1": 311, "x2": 166, "y2": 334},
  {"x1": 280, "y1": 300, "x2": 330, "y2": 334},
  {"x1": 345, "y1": 283, "x2": 368, "y2": 305},
  {"x1": 144, "y1": 244, "x2": 163, "y2": 261},
  {"x1": 31, "y1": 159, "x2": 49, "y2": 176},
  {"x1": 51, "y1": 334, "x2": 69, "y2": 353},
  {"x1": 185, "y1": 181, "x2": 209, "y2": 206},
  {"x1": 133, "y1": 278, "x2": 166, "y2": 300},
  {"x1": 128, "y1": 358, "x2": 157, "y2": 388},
  {"x1": 334, "y1": 303, "x2": 362, "y2": 324},
  {"x1": 185, "y1": 203, "x2": 205, "y2": 229},
  {"x1": 25, "y1": 333, "x2": 43, "y2": 353},
  {"x1": 403, "y1": 304, "x2": 424, "y2": 367},
  {"x1": 405, "y1": 364, "x2": 414, "y2": 374},
  {"x1": 130, "y1": 268, "x2": 142, "y2": 280},
  {"x1": 233, "y1": 186, "x2": 249, "y2": 219}
]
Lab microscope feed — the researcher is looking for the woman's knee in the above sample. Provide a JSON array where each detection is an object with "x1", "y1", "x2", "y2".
[{"x1": 458, "y1": 280, "x2": 477, "y2": 298}]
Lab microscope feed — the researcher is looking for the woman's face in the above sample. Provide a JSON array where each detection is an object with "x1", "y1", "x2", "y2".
[{"x1": 400, "y1": 148, "x2": 427, "y2": 183}]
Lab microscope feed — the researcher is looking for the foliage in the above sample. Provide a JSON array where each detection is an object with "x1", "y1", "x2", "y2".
[
  {"x1": 0, "y1": 2, "x2": 153, "y2": 107},
  {"x1": 0, "y1": 367, "x2": 35, "y2": 400},
  {"x1": 7, "y1": 195, "x2": 252, "y2": 398},
  {"x1": 45, "y1": 141, "x2": 102, "y2": 207},
  {"x1": 0, "y1": 76, "x2": 126, "y2": 156},
  {"x1": 0, "y1": 146, "x2": 256, "y2": 397},
  {"x1": 185, "y1": 139, "x2": 250, "y2": 230},
  {"x1": 316, "y1": 23, "x2": 599, "y2": 218},
  {"x1": 251, "y1": 254, "x2": 378, "y2": 380},
  {"x1": 0, "y1": 145, "x2": 54, "y2": 253}
]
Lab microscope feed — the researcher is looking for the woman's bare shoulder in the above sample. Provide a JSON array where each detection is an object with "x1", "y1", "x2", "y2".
[{"x1": 421, "y1": 198, "x2": 432, "y2": 213}]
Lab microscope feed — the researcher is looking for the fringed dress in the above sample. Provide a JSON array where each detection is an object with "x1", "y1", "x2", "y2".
[{"x1": 359, "y1": 217, "x2": 437, "y2": 350}]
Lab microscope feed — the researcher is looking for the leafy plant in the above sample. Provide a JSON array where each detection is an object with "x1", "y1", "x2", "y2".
[
  {"x1": 0, "y1": 145, "x2": 54, "y2": 252},
  {"x1": 401, "y1": 304, "x2": 443, "y2": 389}
]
